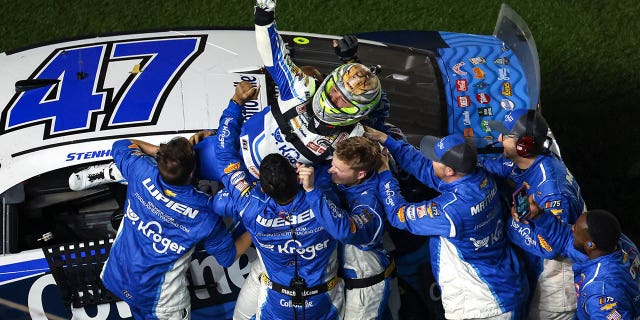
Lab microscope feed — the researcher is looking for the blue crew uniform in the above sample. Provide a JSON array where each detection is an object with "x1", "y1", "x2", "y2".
[
  {"x1": 378, "y1": 136, "x2": 527, "y2": 319},
  {"x1": 514, "y1": 211, "x2": 640, "y2": 320},
  {"x1": 100, "y1": 139, "x2": 237, "y2": 319},
  {"x1": 482, "y1": 153, "x2": 585, "y2": 315}
]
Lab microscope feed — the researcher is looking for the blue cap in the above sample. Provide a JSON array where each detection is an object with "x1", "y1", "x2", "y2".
[{"x1": 419, "y1": 134, "x2": 477, "y2": 173}]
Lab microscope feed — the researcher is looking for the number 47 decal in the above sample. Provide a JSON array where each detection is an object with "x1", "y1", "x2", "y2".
[{"x1": 0, "y1": 35, "x2": 206, "y2": 138}]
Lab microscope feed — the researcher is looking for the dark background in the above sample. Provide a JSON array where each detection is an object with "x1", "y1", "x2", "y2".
[{"x1": 1, "y1": 0, "x2": 638, "y2": 242}]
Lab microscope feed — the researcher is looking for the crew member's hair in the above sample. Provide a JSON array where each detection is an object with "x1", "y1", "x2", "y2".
[
  {"x1": 156, "y1": 137, "x2": 195, "y2": 185},
  {"x1": 334, "y1": 136, "x2": 382, "y2": 173},
  {"x1": 586, "y1": 209, "x2": 622, "y2": 253},
  {"x1": 259, "y1": 154, "x2": 298, "y2": 203}
]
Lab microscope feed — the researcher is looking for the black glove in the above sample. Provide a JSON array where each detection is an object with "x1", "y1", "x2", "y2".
[{"x1": 334, "y1": 34, "x2": 360, "y2": 63}]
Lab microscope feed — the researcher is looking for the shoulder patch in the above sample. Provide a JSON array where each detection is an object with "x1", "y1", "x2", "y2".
[{"x1": 537, "y1": 235, "x2": 552, "y2": 252}]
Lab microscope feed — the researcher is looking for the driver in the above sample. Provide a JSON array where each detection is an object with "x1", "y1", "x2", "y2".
[{"x1": 68, "y1": 0, "x2": 388, "y2": 190}]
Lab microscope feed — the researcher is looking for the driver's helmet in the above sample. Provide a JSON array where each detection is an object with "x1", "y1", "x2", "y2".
[{"x1": 311, "y1": 63, "x2": 381, "y2": 126}]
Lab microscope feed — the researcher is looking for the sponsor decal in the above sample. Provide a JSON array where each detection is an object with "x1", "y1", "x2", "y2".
[
  {"x1": 224, "y1": 162, "x2": 241, "y2": 174},
  {"x1": 493, "y1": 57, "x2": 510, "y2": 65},
  {"x1": 272, "y1": 128, "x2": 285, "y2": 143},
  {"x1": 66, "y1": 149, "x2": 112, "y2": 161},
  {"x1": 291, "y1": 118, "x2": 301, "y2": 129},
  {"x1": 470, "y1": 186, "x2": 496, "y2": 215},
  {"x1": 480, "y1": 178, "x2": 488, "y2": 189},
  {"x1": 463, "y1": 128, "x2": 474, "y2": 137},
  {"x1": 295, "y1": 104, "x2": 307, "y2": 114},
  {"x1": 600, "y1": 296, "x2": 616, "y2": 304},
  {"x1": 249, "y1": 166, "x2": 260, "y2": 178},
  {"x1": 455, "y1": 79, "x2": 468, "y2": 92},
  {"x1": 428, "y1": 202, "x2": 440, "y2": 217},
  {"x1": 416, "y1": 205, "x2": 427, "y2": 218},
  {"x1": 406, "y1": 206, "x2": 416, "y2": 221},
  {"x1": 142, "y1": 178, "x2": 199, "y2": 218},
  {"x1": 480, "y1": 120, "x2": 491, "y2": 132},
  {"x1": 498, "y1": 68, "x2": 510, "y2": 80},
  {"x1": 277, "y1": 239, "x2": 330, "y2": 260},
  {"x1": 537, "y1": 235, "x2": 552, "y2": 252},
  {"x1": 280, "y1": 299, "x2": 314, "y2": 308},
  {"x1": 545, "y1": 200, "x2": 562, "y2": 208},
  {"x1": 463, "y1": 111, "x2": 471, "y2": 125},
  {"x1": 383, "y1": 182, "x2": 395, "y2": 206},
  {"x1": 457, "y1": 96, "x2": 471, "y2": 108},
  {"x1": 230, "y1": 171, "x2": 246, "y2": 185},
  {"x1": 257, "y1": 209, "x2": 315, "y2": 227},
  {"x1": 472, "y1": 67, "x2": 485, "y2": 79},
  {"x1": 469, "y1": 56, "x2": 486, "y2": 65},
  {"x1": 306, "y1": 141, "x2": 323, "y2": 153},
  {"x1": 133, "y1": 218, "x2": 187, "y2": 254},
  {"x1": 452, "y1": 62, "x2": 467, "y2": 75},
  {"x1": 476, "y1": 93, "x2": 490, "y2": 104},
  {"x1": 601, "y1": 303, "x2": 617, "y2": 311},
  {"x1": 397, "y1": 207, "x2": 406, "y2": 223},
  {"x1": 241, "y1": 136, "x2": 249, "y2": 151},
  {"x1": 163, "y1": 189, "x2": 176, "y2": 197},
  {"x1": 478, "y1": 106, "x2": 493, "y2": 117},
  {"x1": 500, "y1": 98, "x2": 515, "y2": 110},
  {"x1": 473, "y1": 81, "x2": 489, "y2": 89},
  {"x1": 501, "y1": 82, "x2": 513, "y2": 96}
]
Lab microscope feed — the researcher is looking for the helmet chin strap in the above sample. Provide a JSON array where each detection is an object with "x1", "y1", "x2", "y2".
[{"x1": 306, "y1": 104, "x2": 356, "y2": 135}]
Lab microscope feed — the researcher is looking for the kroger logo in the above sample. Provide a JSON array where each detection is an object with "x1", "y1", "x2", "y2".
[
  {"x1": 135, "y1": 219, "x2": 187, "y2": 255},
  {"x1": 277, "y1": 239, "x2": 330, "y2": 260}
]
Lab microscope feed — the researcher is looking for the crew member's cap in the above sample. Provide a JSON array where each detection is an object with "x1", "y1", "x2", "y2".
[
  {"x1": 487, "y1": 109, "x2": 549, "y2": 144},
  {"x1": 419, "y1": 134, "x2": 477, "y2": 174}
]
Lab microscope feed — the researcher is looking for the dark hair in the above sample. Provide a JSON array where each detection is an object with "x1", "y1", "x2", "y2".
[
  {"x1": 259, "y1": 154, "x2": 298, "y2": 203},
  {"x1": 334, "y1": 136, "x2": 381, "y2": 173},
  {"x1": 586, "y1": 209, "x2": 621, "y2": 253},
  {"x1": 156, "y1": 137, "x2": 195, "y2": 185}
]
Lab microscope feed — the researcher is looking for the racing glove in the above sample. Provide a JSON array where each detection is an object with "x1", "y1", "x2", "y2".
[{"x1": 255, "y1": 0, "x2": 276, "y2": 25}]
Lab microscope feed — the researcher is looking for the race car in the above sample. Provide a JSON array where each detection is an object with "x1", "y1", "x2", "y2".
[{"x1": 0, "y1": 4, "x2": 541, "y2": 319}]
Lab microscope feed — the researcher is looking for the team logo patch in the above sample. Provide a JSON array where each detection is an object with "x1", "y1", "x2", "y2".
[
  {"x1": 494, "y1": 57, "x2": 510, "y2": 65},
  {"x1": 469, "y1": 56, "x2": 486, "y2": 65},
  {"x1": 472, "y1": 67, "x2": 485, "y2": 79},
  {"x1": 545, "y1": 200, "x2": 562, "y2": 208},
  {"x1": 476, "y1": 93, "x2": 490, "y2": 104},
  {"x1": 452, "y1": 62, "x2": 467, "y2": 75},
  {"x1": 478, "y1": 106, "x2": 493, "y2": 117},
  {"x1": 473, "y1": 81, "x2": 489, "y2": 89},
  {"x1": 224, "y1": 162, "x2": 241, "y2": 174},
  {"x1": 163, "y1": 189, "x2": 177, "y2": 197},
  {"x1": 537, "y1": 235, "x2": 552, "y2": 252},
  {"x1": 457, "y1": 96, "x2": 471, "y2": 107},
  {"x1": 501, "y1": 82, "x2": 512, "y2": 96},
  {"x1": 427, "y1": 202, "x2": 440, "y2": 218},
  {"x1": 455, "y1": 79, "x2": 468, "y2": 92},
  {"x1": 600, "y1": 302, "x2": 617, "y2": 311},
  {"x1": 397, "y1": 207, "x2": 406, "y2": 222},
  {"x1": 606, "y1": 310, "x2": 621, "y2": 320},
  {"x1": 406, "y1": 206, "x2": 416, "y2": 221},
  {"x1": 416, "y1": 205, "x2": 427, "y2": 218}
]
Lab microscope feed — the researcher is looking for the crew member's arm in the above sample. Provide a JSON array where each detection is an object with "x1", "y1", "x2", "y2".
[
  {"x1": 201, "y1": 219, "x2": 251, "y2": 267},
  {"x1": 299, "y1": 164, "x2": 383, "y2": 247},
  {"x1": 214, "y1": 82, "x2": 260, "y2": 211},
  {"x1": 111, "y1": 139, "x2": 157, "y2": 181},
  {"x1": 365, "y1": 126, "x2": 440, "y2": 189},
  {"x1": 507, "y1": 196, "x2": 575, "y2": 260},
  {"x1": 377, "y1": 169, "x2": 461, "y2": 238}
]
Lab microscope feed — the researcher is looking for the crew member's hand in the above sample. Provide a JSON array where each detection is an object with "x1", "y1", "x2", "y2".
[
  {"x1": 364, "y1": 126, "x2": 389, "y2": 144},
  {"x1": 232, "y1": 81, "x2": 260, "y2": 106},
  {"x1": 511, "y1": 195, "x2": 543, "y2": 223},
  {"x1": 333, "y1": 34, "x2": 360, "y2": 63},
  {"x1": 377, "y1": 147, "x2": 391, "y2": 173},
  {"x1": 189, "y1": 130, "x2": 215, "y2": 146},
  {"x1": 296, "y1": 163, "x2": 315, "y2": 192}
]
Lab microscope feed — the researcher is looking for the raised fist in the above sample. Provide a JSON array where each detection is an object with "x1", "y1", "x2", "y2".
[{"x1": 256, "y1": 0, "x2": 276, "y2": 12}]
